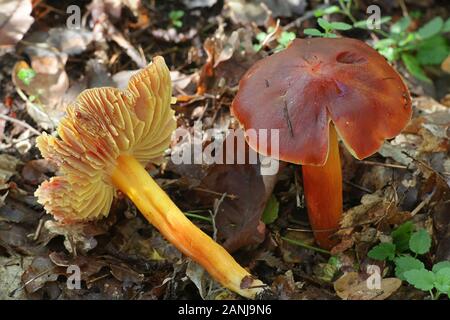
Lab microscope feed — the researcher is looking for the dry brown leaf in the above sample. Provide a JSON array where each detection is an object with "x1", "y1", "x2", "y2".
[
  {"x1": 227, "y1": 0, "x2": 306, "y2": 26},
  {"x1": 12, "y1": 56, "x2": 69, "y2": 129},
  {"x1": 334, "y1": 272, "x2": 402, "y2": 300},
  {"x1": 0, "y1": 0, "x2": 34, "y2": 53}
]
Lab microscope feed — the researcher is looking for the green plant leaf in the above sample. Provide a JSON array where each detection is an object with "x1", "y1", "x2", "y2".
[
  {"x1": 409, "y1": 229, "x2": 432, "y2": 255},
  {"x1": 278, "y1": 31, "x2": 296, "y2": 48},
  {"x1": 443, "y1": 18, "x2": 450, "y2": 33},
  {"x1": 324, "y1": 33, "x2": 338, "y2": 38},
  {"x1": 392, "y1": 221, "x2": 414, "y2": 253},
  {"x1": 314, "y1": 5, "x2": 341, "y2": 17},
  {"x1": 368, "y1": 242, "x2": 396, "y2": 261},
  {"x1": 404, "y1": 269, "x2": 435, "y2": 291},
  {"x1": 432, "y1": 261, "x2": 450, "y2": 273},
  {"x1": 262, "y1": 195, "x2": 279, "y2": 224},
  {"x1": 173, "y1": 20, "x2": 183, "y2": 28},
  {"x1": 416, "y1": 35, "x2": 449, "y2": 65},
  {"x1": 329, "y1": 22, "x2": 352, "y2": 31},
  {"x1": 390, "y1": 16, "x2": 412, "y2": 34},
  {"x1": 169, "y1": 10, "x2": 184, "y2": 20},
  {"x1": 401, "y1": 53, "x2": 432, "y2": 83},
  {"x1": 354, "y1": 16, "x2": 391, "y2": 29},
  {"x1": 418, "y1": 17, "x2": 444, "y2": 39},
  {"x1": 433, "y1": 268, "x2": 450, "y2": 294},
  {"x1": 17, "y1": 68, "x2": 36, "y2": 86},
  {"x1": 378, "y1": 47, "x2": 398, "y2": 62},
  {"x1": 394, "y1": 256, "x2": 425, "y2": 280},
  {"x1": 374, "y1": 38, "x2": 396, "y2": 50},
  {"x1": 318, "y1": 18, "x2": 332, "y2": 31},
  {"x1": 304, "y1": 28, "x2": 324, "y2": 37},
  {"x1": 256, "y1": 32, "x2": 267, "y2": 42}
]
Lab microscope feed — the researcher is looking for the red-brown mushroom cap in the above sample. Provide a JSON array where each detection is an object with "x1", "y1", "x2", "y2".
[{"x1": 231, "y1": 38, "x2": 412, "y2": 165}]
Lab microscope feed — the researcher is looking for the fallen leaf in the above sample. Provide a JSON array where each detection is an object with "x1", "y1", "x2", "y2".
[
  {"x1": 334, "y1": 272, "x2": 402, "y2": 300},
  {"x1": 22, "y1": 159, "x2": 58, "y2": 186},
  {"x1": 182, "y1": 0, "x2": 217, "y2": 8},
  {"x1": 0, "y1": 154, "x2": 20, "y2": 185},
  {"x1": 0, "y1": 256, "x2": 32, "y2": 299},
  {"x1": 21, "y1": 255, "x2": 62, "y2": 294},
  {"x1": 198, "y1": 26, "x2": 262, "y2": 94},
  {"x1": 0, "y1": 0, "x2": 34, "y2": 54},
  {"x1": 227, "y1": 0, "x2": 306, "y2": 26}
]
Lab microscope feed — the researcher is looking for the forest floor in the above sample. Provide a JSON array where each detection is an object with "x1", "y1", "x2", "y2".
[{"x1": 0, "y1": 0, "x2": 449, "y2": 300}]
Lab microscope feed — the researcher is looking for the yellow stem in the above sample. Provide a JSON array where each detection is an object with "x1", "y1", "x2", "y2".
[{"x1": 111, "y1": 155, "x2": 265, "y2": 299}]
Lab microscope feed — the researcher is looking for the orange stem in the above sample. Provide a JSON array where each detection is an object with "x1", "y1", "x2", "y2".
[{"x1": 301, "y1": 124, "x2": 343, "y2": 249}]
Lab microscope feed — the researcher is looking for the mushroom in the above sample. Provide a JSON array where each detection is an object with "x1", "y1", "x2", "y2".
[
  {"x1": 231, "y1": 38, "x2": 412, "y2": 249},
  {"x1": 35, "y1": 56, "x2": 265, "y2": 298}
]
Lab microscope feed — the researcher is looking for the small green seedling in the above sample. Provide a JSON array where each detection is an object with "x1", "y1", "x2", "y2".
[
  {"x1": 253, "y1": 27, "x2": 296, "y2": 52},
  {"x1": 17, "y1": 68, "x2": 36, "y2": 86},
  {"x1": 169, "y1": 10, "x2": 184, "y2": 29},
  {"x1": 307, "y1": 0, "x2": 450, "y2": 82},
  {"x1": 368, "y1": 222, "x2": 450, "y2": 299},
  {"x1": 374, "y1": 16, "x2": 450, "y2": 83},
  {"x1": 304, "y1": 18, "x2": 352, "y2": 38}
]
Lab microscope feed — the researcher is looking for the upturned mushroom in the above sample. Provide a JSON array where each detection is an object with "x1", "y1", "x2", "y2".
[
  {"x1": 35, "y1": 56, "x2": 265, "y2": 298},
  {"x1": 231, "y1": 38, "x2": 412, "y2": 249}
]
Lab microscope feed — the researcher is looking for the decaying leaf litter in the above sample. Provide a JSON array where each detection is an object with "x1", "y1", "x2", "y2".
[{"x1": 0, "y1": 0, "x2": 449, "y2": 300}]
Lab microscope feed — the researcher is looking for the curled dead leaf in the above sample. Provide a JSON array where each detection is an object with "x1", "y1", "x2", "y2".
[{"x1": 334, "y1": 272, "x2": 402, "y2": 300}]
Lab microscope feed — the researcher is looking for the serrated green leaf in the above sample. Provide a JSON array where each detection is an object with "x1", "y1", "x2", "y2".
[
  {"x1": 409, "y1": 229, "x2": 432, "y2": 255},
  {"x1": 390, "y1": 16, "x2": 412, "y2": 34},
  {"x1": 433, "y1": 268, "x2": 450, "y2": 293},
  {"x1": 416, "y1": 35, "x2": 449, "y2": 65},
  {"x1": 394, "y1": 256, "x2": 425, "y2": 280},
  {"x1": 262, "y1": 195, "x2": 279, "y2": 225},
  {"x1": 304, "y1": 28, "x2": 324, "y2": 37},
  {"x1": 401, "y1": 53, "x2": 432, "y2": 83},
  {"x1": 329, "y1": 22, "x2": 352, "y2": 31},
  {"x1": 404, "y1": 269, "x2": 435, "y2": 291},
  {"x1": 418, "y1": 17, "x2": 444, "y2": 39},
  {"x1": 318, "y1": 18, "x2": 332, "y2": 31},
  {"x1": 432, "y1": 261, "x2": 450, "y2": 273},
  {"x1": 368, "y1": 242, "x2": 396, "y2": 261},
  {"x1": 443, "y1": 18, "x2": 450, "y2": 33},
  {"x1": 392, "y1": 221, "x2": 414, "y2": 252}
]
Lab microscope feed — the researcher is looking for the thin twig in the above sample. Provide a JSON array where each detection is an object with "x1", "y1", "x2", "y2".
[
  {"x1": 361, "y1": 160, "x2": 409, "y2": 170},
  {"x1": 0, "y1": 114, "x2": 41, "y2": 136},
  {"x1": 9, "y1": 267, "x2": 55, "y2": 297},
  {"x1": 283, "y1": 99, "x2": 294, "y2": 137},
  {"x1": 344, "y1": 180, "x2": 374, "y2": 193},
  {"x1": 193, "y1": 187, "x2": 238, "y2": 200},
  {"x1": 281, "y1": 236, "x2": 331, "y2": 255},
  {"x1": 410, "y1": 187, "x2": 436, "y2": 217},
  {"x1": 211, "y1": 193, "x2": 227, "y2": 241}
]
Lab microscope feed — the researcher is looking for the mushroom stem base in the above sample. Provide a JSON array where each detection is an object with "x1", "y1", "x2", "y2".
[
  {"x1": 111, "y1": 154, "x2": 265, "y2": 299},
  {"x1": 301, "y1": 124, "x2": 343, "y2": 249}
]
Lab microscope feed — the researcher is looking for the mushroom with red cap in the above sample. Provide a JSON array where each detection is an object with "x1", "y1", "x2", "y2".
[
  {"x1": 35, "y1": 56, "x2": 265, "y2": 298},
  {"x1": 231, "y1": 38, "x2": 412, "y2": 249}
]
